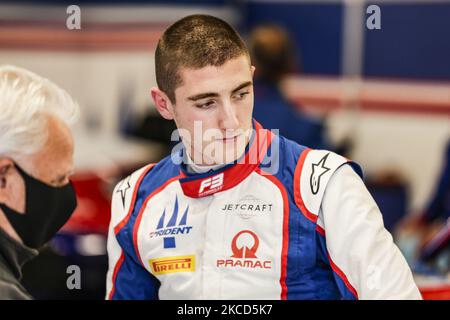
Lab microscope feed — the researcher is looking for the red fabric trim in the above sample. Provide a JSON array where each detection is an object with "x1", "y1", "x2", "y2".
[
  {"x1": 293, "y1": 148, "x2": 318, "y2": 223},
  {"x1": 132, "y1": 175, "x2": 183, "y2": 267},
  {"x1": 316, "y1": 224, "x2": 358, "y2": 299},
  {"x1": 257, "y1": 168, "x2": 290, "y2": 300},
  {"x1": 113, "y1": 164, "x2": 155, "y2": 235},
  {"x1": 108, "y1": 251, "x2": 125, "y2": 300},
  {"x1": 327, "y1": 253, "x2": 359, "y2": 299},
  {"x1": 316, "y1": 225, "x2": 326, "y2": 237}
]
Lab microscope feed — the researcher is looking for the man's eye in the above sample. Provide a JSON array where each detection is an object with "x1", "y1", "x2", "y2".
[
  {"x1": 195, "y1": 100, "x2": 215, "y2": 109},
  {"x1": 234, "y1": 92, "x2": 250, "y2": 100}
]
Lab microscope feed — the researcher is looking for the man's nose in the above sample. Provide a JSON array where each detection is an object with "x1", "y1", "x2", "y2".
[{"x1": 218, "y1": 100, "x2": 239, "y2": 130}]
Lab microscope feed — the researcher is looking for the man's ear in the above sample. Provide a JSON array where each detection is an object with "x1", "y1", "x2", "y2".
[
  {"x1": 0, "y1": 158, "x2": 13, "y2": 189},
  {"x1": 151, "y1": 87, "x2": 175, "y2": 120},
  {"x1": 251, "y1": 65, "x2": 256, "y2": 77}
]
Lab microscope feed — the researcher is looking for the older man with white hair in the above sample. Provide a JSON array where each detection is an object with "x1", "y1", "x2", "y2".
[{"x1": 0, "y1": 65, "x2": 79, "y2": 299}]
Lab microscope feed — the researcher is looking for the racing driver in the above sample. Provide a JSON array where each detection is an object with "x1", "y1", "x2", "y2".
[{"x1": 106, "y1": 14, "x2": 421, "y2": 300}]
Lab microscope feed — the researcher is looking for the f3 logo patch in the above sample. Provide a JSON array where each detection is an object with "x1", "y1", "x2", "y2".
[{"x1": 199, "y1": 173, "x2": 224, "y2": 196}]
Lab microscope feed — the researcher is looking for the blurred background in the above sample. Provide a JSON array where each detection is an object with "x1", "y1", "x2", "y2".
[{"x1": 0, "y1": 0, "x2": 449, "y2": 299}]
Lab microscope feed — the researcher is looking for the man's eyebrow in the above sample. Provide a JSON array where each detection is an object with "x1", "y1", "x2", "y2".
[
  {"x1": 187, "y1": 92, "x2": 219, "y2": 101},
  {"x1": 231, "y1": 81, "x2": 252, "y2": 94},
  {"x1": 52, "y1": 169, "x2": 74, "y2": 184},
  {"x1": 187, "y1": 81, "x2": 253, "y2": 101}
]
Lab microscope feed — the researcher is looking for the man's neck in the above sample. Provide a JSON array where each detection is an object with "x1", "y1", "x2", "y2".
[
  {"x1": 184, "y1": 152, "x2": 227, "y2": 174},
  {"x1": 0, "y1": 208, "x2": 23, "y2": 245},
  {"x1": 183, "y1": 129, "x2": 253, "y2": 174}
]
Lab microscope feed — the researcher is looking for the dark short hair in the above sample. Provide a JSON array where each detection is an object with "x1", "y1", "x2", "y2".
[{"x1": 155, "y1": 14, "x2": 249, "y2": 103}]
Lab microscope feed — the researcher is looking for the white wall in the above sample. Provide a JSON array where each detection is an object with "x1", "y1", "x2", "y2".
[{"x1": 0, "y1": 50, "x2": 157, "y2": 135}]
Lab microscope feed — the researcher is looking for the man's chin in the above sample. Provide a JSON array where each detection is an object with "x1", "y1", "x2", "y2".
[
  {"x1": 209, "y1": 142, "x2": 247, "y2": 165},
  {"x1": 191, "y1": 133, "x2": 250, "y2": 166}
]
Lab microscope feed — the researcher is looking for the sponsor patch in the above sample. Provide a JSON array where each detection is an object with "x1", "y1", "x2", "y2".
[
  {"x1": 150, "y1": 255, "x2": 195, "y2": 275},
  {"x1": 216, "y1": 230, "x2": 272, "y2": 269},
  {"x1": 198, "y1": 173, "x2": 224, "y2": 197},
  {"x1": 220, "y1": 195, "x2": 273, "y2": 219},
  {"x1": 310, "y1": 153, "x2": 331, "y2": 195},
  {"x1": 150, "y1": 196, "x2": 193, "y2": 249}
]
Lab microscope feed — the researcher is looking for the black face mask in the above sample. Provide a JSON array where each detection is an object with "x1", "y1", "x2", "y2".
[{"x1": 0, "y1": 163, "x2": 77, "y2": 249}]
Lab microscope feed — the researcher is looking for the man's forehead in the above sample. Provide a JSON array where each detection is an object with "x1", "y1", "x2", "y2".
[
  {"x1": 181, "y1": 55, "x2": 251, "y2": 75},
  {"x1": 25, "y1": 117, "x2": 74, "y2": 183},
  {"x1": 176, "y1": 56, "x2": 252, "y2": 95}
]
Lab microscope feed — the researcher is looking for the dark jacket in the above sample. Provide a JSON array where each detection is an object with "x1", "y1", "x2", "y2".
[
  {"x1": 0, "y1": 228, "x2": 37, "y2": 299},
  {"x1": 253, "y1": 80, "x2": 330, "y2": 150},
  {"x1": 424, "y1": 140, "x2": 450, "y2": 222}
]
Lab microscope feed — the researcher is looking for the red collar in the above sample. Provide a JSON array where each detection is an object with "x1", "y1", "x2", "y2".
[{"x1": 179, "y1": 121, "x2": 274, "y2": 198}]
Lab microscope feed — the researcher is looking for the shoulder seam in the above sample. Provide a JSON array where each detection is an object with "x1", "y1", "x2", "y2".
[
  {"x1": 293, "y1": 148, "x2": 318, "y2": 222},
  {"x1": 113, "y1": 163, "x2": 156, "y2": 235}
]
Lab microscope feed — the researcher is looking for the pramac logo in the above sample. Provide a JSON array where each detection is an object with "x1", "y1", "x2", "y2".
[
  {"x1": 231, "y1": 230, "x2": 259, "y2": 258},
  {"x1": 217, "y1": 230, "x2": 271, "y2": 269}
]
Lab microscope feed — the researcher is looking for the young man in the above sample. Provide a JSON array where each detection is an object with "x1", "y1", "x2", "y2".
[{"x1": 106, "y1": 15, "x2": 421, "y2": 300}]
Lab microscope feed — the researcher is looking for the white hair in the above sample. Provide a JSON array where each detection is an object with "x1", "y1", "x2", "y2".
[{"x1": 0, "y1": 65, "x2": 79, "y2": 157}]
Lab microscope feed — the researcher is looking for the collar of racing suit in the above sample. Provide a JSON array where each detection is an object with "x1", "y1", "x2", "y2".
[
  {"x1": 178, "y1": 119, "x2": 274, "y2": 198},
  {"x1": 184, "y1": 153, "x2": 227, "y2": 175}
]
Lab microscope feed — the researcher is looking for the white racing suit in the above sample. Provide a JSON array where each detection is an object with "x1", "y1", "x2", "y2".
[{"x1": 106, "y1": 121, "x2": 421, "y2": 300}]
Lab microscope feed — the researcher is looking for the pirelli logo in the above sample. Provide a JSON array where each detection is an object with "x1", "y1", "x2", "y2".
[{"x1": 149, "y1": 255, "x2": 195, "y2": 275}]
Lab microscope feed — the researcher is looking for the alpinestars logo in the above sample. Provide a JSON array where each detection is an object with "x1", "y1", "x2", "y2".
[
  {"x1": 310, "y1": 153, "x2": 331, "y2": 195},
  {"x1": 216, "y1": 230, "x2": 272, "y2": 269},
  {"x1": 149, "y1": 196, "x2": 192, "y2": 249},
  {"x1": 116, "y1": 175, "x2": 131, "y2": 209}
]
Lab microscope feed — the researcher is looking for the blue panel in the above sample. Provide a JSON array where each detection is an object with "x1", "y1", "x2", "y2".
[
  {"x1": 364, "y1": 3, "x2": 450, "y2": 80},
  {"x1": 243, "y1": 2, "x2": 344, "y2": 76},
  {"x1": 164, "y1": 237, "x2": 176, "y2": 249}
]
